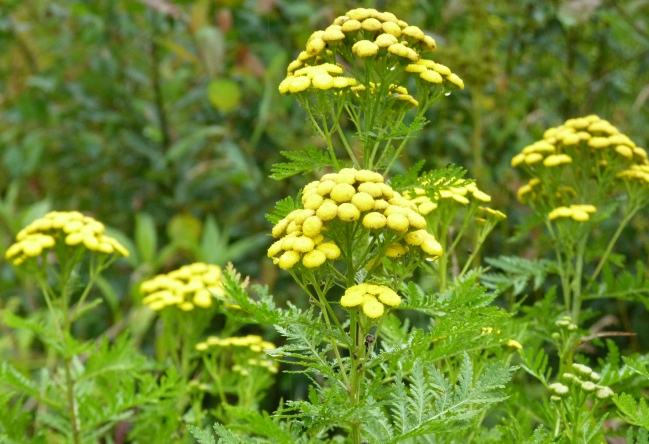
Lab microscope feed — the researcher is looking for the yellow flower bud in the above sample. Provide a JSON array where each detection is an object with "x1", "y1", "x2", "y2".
[
  {"x1": 432, "y1": 63, "x2": 451, "y2": 76},
  {"x1": 422, "y1": 35, "x2": 437, "y2": 51},
  {"x1": 304, "y1": 194, "x2": 325, "y2": 210},
  {"x1": 362, "y1": 212, "x2": 387, "y2": 229},
  {"x1": 268, "y1": 239, "x2": 283, "y2": 257},
  {"x1": 21, "y1": 241, "x2": 42, "y2": 257},
  {"x1": 418, "y1": 201, "x2": 437, "y2": 215},
  {"x1": 288, "y1": 76, "x2": 311, "y2": 93},
  {"x1": 570, "y1": 209, "x2": 590, "y2": 222},
  {"x1": 330, "y1": 183, "x2": 356, "y2": 202},
  {"x1": 293, "y1": 236, "x2": 315, "y2": 253},
  {"x1": 193, "y1": 289, "x2": 213, "y2": 308},
  {"x1": 524, "y1": 153, "x2": 544, "y2": 165},
  {"x1": 420, "y1": 69, "x2": 443, "y2": 84},
  {"x1": 472, "y1": 189, "x2": 491, "y2": 202},
  {"x1": 351, "y1": 192, "x2": 375, "y2": 212},
  {"x1": 361, "y1": 18, "x2": 382, "y2": 32},
  {"x1": 306, "y1": 38, "x2": 325, "y2": 55},
  {"x1": 588, "y1": 136, "x2": 611, "y2": 149},
  {"x1": 316, "y1": 201, "x2": 338, "y2": 221},
  {"x1": 385, "y1": 243, "x2": 407, "y2": 258},
  {"x1": 615, "y1": 145, "x2": 634, "y2": 159},
  {"x1": 405, "y1": 229, "x2": 428, "y2": 246},
  {"x1": 421, "y1": 238, "x2": 443, "y2": 256},
  {"x1": 381, "y1": 21, "x2": 402, "y2": 37},
  {"x1": 548, "y1": 207, "x2": 573, "y2": 220},
  {"x1": 406, "y1": 210, "x2": 427, "y2": 229},
  {"x1": 316, "y1": 242, "x2": 341, "y2": 259},
  {"x1": 511, "y1": 153, "x2": 526, "y2": 167},
  {"x1": 543, "y1": 154, "x2": 572, "y2": 167},
  {"x1": 402, "y1": 25, "x2": 424, "y2": 40},
  {"x1": 377, "y1": 288, "x2": 401, "y2": 306},
  {"x1": 446, "y1": 73, "x2": 464, "y2": 89},
  {"x1": 405, "y1": 64, "x2": 426, "y2": 73},
  {"x1": 312, "y1": 73, "x2": 334, "y2": 90},
  {"x1": 375, "y1": 33, "x2": 398, "y2": 47},
  {"x1": 341, "y1": 19, "x2": 362, "y2": 32},
  {"x1": 278, "y1": 250, "x2": 301, "y2": 269},
  {"x1": 362, "y1": 297, "x2": 384, "y2": 318},
  {"x1": 322, "y1": 29, "x2": 345, "y2": 42},
  {"x1": 302, "y1": 250, "x2": 327, "y2": 268},
  {"x1": 338, "y1": 203, "x2": 361, "y2": 221},
  {"x1": 65, "y1": 232, "x2": 84, "y2": 246},
  {"x1": 302, "y1": 216, "x2": 323, "y2": 237},
  {"x1": 352, "y1": 40, "x2": 379, "y2": 57}
]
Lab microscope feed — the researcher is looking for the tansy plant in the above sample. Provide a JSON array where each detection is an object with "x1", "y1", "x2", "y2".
[
  {"x1": 272, "y1": 7, "x2": 464, "y2": 179},
  {"x1": 191, "y1": 8, "x2": 515, "y2": 444},
  {"x1": 511, "y1": 116, "x2": 649, "y2": 323}
]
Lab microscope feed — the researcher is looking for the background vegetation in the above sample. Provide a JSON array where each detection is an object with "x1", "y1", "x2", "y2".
[{"x1": 1, "y1": 0, "x2": 649, "y2": 442}]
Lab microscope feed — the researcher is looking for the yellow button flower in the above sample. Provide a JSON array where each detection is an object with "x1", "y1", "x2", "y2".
[{"x1": 352, "y1": 40, "x2": 379, "y2": 57}]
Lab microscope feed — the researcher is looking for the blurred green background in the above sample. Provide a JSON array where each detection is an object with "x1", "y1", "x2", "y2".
[{"x1": 1, "y1": 0, "x2": 648, "y2": 363}]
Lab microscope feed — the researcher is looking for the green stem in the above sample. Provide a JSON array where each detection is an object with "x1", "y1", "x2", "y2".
[
  {"x1": 588, "y1": 204, "x2": 639, "y2": 284},
  {"x1": 571, "y1": 235, "x2": 589, "y2": 323}
]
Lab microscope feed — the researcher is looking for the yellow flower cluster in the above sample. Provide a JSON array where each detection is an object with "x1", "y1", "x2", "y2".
[
  {"x1": 618, "y1": 164, "x2": 649, "y2": 184},
  {"x1": 278, "y1": 63, "x2": 358, "y2": 94},
  {"x1": 548, "y1": 204, "x2": 597, "y2": 222},
  {"x1": 140, "y1": 262, "x2": 225, "y2": 311},
  {"x1": 279, "y1": 8, "x2": 463, "y2": 99},
  {"x1": 5, "y1": 211, "x2": 129, "y2": 266},
  {"x1": 267, "y1": 168, "x2": 443, "y2": 269},
  {"x1": 195, "y1": 335, "x2": 278, "y2": 374},
  {"x1": 339, "y1": 283, "x2": 401, "y2": 318},
  {"x1": 404, "y1": 181, "x2": 492, "y2": 215},
  {"x1": 511, "y1": 115, "x2": 647, "y2": 169}
]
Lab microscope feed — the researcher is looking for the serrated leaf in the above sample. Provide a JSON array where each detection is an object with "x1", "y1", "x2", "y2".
[{"x1": 270, "y1": 147, "x2": 336, "y2": 180}]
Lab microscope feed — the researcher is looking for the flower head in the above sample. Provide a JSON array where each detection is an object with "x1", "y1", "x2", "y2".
[
  {"x1": 195, "y1": 335, "x2": 279, "y2": 374},
  {"x1": 6, "y1": 211, "x2": 129, "y2": 266},
  {"x1": 140, "y1": 263, "x2": 226, "y2": 311},
  {"x1": 279, "y1": 9, "x2": 463, "y2": 105},
  {"x1": 340, "y1": 283, "x2": 402, "y2": 318}
]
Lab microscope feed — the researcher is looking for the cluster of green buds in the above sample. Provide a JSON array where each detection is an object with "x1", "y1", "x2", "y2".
[
  {"x1": 512, "y1": 115, "x2": 647, "y2": 221},
  {"x1": 559, "y1": 363, "x2": 614, "y2": 400},
  {"x1": 267, "y1": 168, "x2": 444, "y2": 273},
  {"x1": 555, "y1": 316, "x2": 578, "y2": 331},
  {"x1": 340, "y1": 283, "x2": 401, "y2": 319},
  {"x1": 140, "y1": 262, "x2": 226, "y2": 311},
  {"x1": 5, "y1": 211, "x2": 129, "y2": 266},
  {"x1": 195, "y1": 335, "x2": 278, "y2": 374}
]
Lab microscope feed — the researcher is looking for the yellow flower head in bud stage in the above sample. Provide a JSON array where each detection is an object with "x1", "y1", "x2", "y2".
[
  {"x1": 140, "y1": 263, "x2": 226, "y2": 312},
  {"x1": 6, "y1": 211, "x2": 130, "y2": 266},
  {"x1": 548, "y1": 205, "x2": 597, "y2": 222},
  {"x1": 512, "y1": 115, "x2": 646, "y2": 175},
  {"x1": 402, "y1": 179, "x2": 499, "y2": 216},
  {"x1": 340, "y1": 283, "x2": 402, "y2": 318},
  {"x1": 279, "y1": 9, "x2": 463, "y2": 103},
  {"x1": 195, "y1": 335, "x2": 279, "y2": 374},
  {"x1": 267, "y1": 168, "x2": 444, "y2": 270}
]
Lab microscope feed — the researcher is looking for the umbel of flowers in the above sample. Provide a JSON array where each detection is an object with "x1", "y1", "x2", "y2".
[
  {"x1": 276, "y1": 8, "x2": 464, "y2": 173},
  {"x1": 195, "y1": 334, "x2": 279, "y2": 374},
  {"x1": 140, "y1": 262, "x2": 226, "y2": 311},
  {"x1": 279, "y1": 8, "x2": 464, "y2": 100},
  {"x1": 512, "y1": 115, "x2": 648, "y2": 222},
  {"x1": 5, "y1": 211, "x2": 129, "y2": 266},
  {"x1": 267, "y1": 168, "x2": 443, "y2": 275}
]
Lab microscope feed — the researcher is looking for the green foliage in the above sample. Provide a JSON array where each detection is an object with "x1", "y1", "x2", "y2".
[
  {"x1": 482, "y1": 256, "x2": 555, "y2": 297},
  {"x1": 270, "y1": 148, "x2": 337, "y2": 181}
]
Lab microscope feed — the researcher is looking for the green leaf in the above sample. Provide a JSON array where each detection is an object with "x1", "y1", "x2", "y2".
[
  {"x1": 187, "y1": 425, "x2": 216, "y2": 444},
  {"x1": 270, "y1": 146, "x2": 337, "y2": 180},
  {"x1": 208, "y1": 79, "x2": 241, "y2": 113},
  {"x1": 135, "y1": 212, "x2": 157, "y2": 264},
  {"x1": 266, "y1": 196, "x2": 300, "y2": 224}
]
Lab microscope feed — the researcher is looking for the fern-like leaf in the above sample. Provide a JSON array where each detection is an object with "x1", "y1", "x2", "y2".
[{"x1": 270, "y1": 147, "x2": 336, "y2": 180}]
